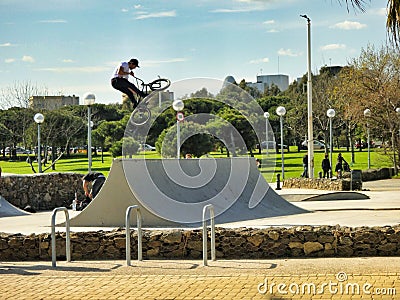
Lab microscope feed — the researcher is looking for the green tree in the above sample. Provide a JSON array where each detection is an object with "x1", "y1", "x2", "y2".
[
  {"x1": 122, "y1": 137, "x2": 140, "y2": 158},
  {"x1": 156, "y1": 121, "x2": 214, "y2": 158}
]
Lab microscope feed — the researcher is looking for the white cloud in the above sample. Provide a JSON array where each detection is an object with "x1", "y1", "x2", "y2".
[
  {"x1": 263, "y1": 20, "x2": 275, "y2": 25},
  {"x1": 22, "y1": 55, "x2": 35, "y2": 63},
  {"x1": 277, "y1": 48, "x2": 301, "y2": 57},
  {"x1": 143, "y1": 58, "x2": 188, "y2": 67},
  {"x1": 38, "y1": 19, "x2": 67, "y2": 23},
  {"x1": 268, "y1": 29, "x2": 278, "y2": 33},
  {"x1": 0, "y1": 43, "x2": 12, "y2": 47},
  {"x1": 62, "y1": 59, "x2": 74, "y2": 63},
  {"x1": 135, "y1": 10, "x2": 176, "y2": 20},
  {"x1": 320, "y1": 44, "x2": 346, "y2": 51},
  {"x1": 211, "y1": 7, "x2": 263, "y2": 13},
  {"x1": 134, "y1": 5, "x2": 142, "y2": 9},
  {"x1": 5, "y1": 58, "x2": 15, "y2": 63},
  {"x1": 249, "y1": 57, "x2": 269, "y2": 64},
  {"x1": 331, "y1": 20, "x2": 367, "y2": 30},
  {"x1": 121, "y1": 8, "x2": 128, "y2": 13},
  {"x1": 368, "y1": 7, "x2": 386, "y2": 16},
  {"x1": 35, "y1": 66, "x2": 108, "y2": 73}
]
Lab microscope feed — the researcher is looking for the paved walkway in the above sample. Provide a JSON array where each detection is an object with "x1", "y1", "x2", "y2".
[
  {"x1": 1, "y1": 257, "x2": 399, "y2": 299},
  {"x1": 0, "y1": 179, "x2": 399, "y2": 299}
]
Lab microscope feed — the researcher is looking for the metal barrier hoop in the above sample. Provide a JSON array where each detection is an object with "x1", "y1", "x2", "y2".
[
  {"x1": 51, "y1": 207, "x2": 71, "y2": 268},
  {"x1": 202, "y1": 204, "x2": 216, "y2": 266},
  {"x1": 125, "y1": 205, "x2": 143, "y2": 266}
]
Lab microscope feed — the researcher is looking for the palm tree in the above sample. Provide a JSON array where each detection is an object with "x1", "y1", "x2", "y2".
[
  {"x1": 386, "y1": 0, "x2": 400, "y2": 45},
  {"x1": 345, "y1": 0, "x2": 400, "y2": 45}
]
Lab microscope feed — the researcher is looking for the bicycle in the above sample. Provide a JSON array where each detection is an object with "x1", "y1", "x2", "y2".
[{"x1": 130, "y1": 76, "x2": 171, "y2": 126}]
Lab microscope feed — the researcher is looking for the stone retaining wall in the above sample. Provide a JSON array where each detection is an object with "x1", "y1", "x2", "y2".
[
  {"x1": 0, "y1": 173, "x2": 85, "y2": 210},
  {"x1": 283, "y1": 168, "x2": 394, "y2": 190},
  {"x1": 1, "y1": 226, "x2": 399, "y2": 261},
  {"x1": 283, "y1": 178, "x2": 361, "y2": 191}
]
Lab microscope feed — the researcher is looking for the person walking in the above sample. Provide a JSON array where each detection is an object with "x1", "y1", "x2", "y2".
[{"x1": 111, "y1": 58, "x2": 147, "y2": 108}]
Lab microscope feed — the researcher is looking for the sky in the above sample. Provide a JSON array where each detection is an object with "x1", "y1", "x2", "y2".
[{"x1": 0, "y1": 0, "x2": 389, "y2": 105}]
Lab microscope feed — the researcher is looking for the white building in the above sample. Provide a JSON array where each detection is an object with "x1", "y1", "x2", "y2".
[{"x1": 247, "y1": 74, "x2": 289, "y2": 93}]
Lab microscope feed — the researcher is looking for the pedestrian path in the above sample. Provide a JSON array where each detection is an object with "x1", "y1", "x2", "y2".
[{"x1": 0, "y1": 258, "x2": 399, "y2": 299}]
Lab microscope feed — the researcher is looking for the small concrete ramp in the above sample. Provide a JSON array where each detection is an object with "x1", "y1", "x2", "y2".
[
  {"x1": 69, "y1": 158, "x2": 308, "y2": 227},
  {"x1": 0, "y1": 196, "x2": 29, "y2": 218},
  {"x1": 282, "y1": 192, "x2": 370, "y2": 202}
]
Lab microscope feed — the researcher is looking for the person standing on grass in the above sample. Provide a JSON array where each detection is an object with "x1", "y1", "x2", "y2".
[
  {"x1": 321, "y1": 153, "x2": 331, "y2": 178},
  {"x1": 301, "y1": 154, "x2": 308, "y2": 178}
]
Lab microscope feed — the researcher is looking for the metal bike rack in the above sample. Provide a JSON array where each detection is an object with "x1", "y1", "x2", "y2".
[
  {"x1": 125, "y1": 205, "x2": 143, "y2": 266},
  {"x1": 202, "y1": 204, "x2": 216, "y2": 266},
  {"x1": 51, "y1": 207, "x2": 71, "y2": 268}
]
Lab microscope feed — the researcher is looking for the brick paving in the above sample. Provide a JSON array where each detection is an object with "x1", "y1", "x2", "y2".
[{"x1": 0, "y1": 258, "x2": 399, "y2": 299}]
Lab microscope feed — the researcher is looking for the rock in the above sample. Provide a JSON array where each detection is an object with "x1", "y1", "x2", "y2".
[
  {"x1": 304, "y1": 242, "x2": 323, "y2": 255},
  {"x1": 289, "y1": 242, "x2": 303, "y2": 249},
  {"x1": 268, "y1": 231, "x2": 280, "y2": 241},
  {"x1": 247, "y1": 234, "x2": 264, "y2": 247},
  {"x1": 162, "y1": 231, "x2": 182, "y2": 244}
]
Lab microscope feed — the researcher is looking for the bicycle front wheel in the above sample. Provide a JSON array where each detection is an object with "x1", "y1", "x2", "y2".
[
  {"x1": 149, "y1": 78, "x2": 171, "y2": 91},
  {"x1": 130, "y1": 106, "x2": 151, "y2": 126}
]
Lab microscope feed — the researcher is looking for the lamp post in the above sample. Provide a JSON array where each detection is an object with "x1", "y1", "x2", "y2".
[
  {"x1": 172, "y1": 99, "x2": 184, "y2": 159},
  {"x1": 327, "y1": 108, "x2": 335, "y2": 175},
  {"x1": 84, "y1": 93, "x2": 95, "y2": 173},
  {"x1": 34, "y1": 113, "x2": 44, "y2": 173},
  {"x1": 396, "y1": 107, "x2": 400, "y2": 174},
  {"x1": 364, "y1": 108, "x2": 371, "y2": 169},
  {"x1": 396, "y1": 107, "x2": 400, "y2": 137},
  {"x1": 300, "y1": 14, "x2": 314, "y2": 178},
  {"x1": 276, "y1": 106, "x2": 286, "y2": 179},
  {"x1": 263, "y1": 112, "x2": 270, "y2": 155}
]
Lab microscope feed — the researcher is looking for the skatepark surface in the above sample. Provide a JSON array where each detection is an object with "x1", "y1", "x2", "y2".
[{"x1": 0, "y1": 157, "x2": 398, "y2": 234}]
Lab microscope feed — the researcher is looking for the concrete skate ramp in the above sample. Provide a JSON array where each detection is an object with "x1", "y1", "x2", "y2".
[
  {"x1": 0, "y1": 196, "x2": 29, "y2": 217},
  {"x1": 69, "y1": 158, "x2": 308, "y2": 227}
]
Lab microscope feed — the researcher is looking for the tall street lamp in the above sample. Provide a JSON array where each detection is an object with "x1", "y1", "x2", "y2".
[
  {"x1": 34, "y1": 113, "x2": 45, "y2": 173},
  {"x1": 300, "y1": 14, "x2": 314, "y2": 178},
  {"x1": 263, "y1": 112, "x2": 270, "y2": 155},
  {"x1": 172, "y1": 99, "x2": 185, "y2": 159},
  {"x1": 84, "y1": 93, "x2": 95, "y2": 173},
  {"x1": 396, "y1": 107, "x2": 400, "y2": 137},
  {"x1": 364, "y1": 108, "x2": 371, "y2": 169},
  {"x1": 276, "y1": 106, "x2": 286, "y2": 179},
  {"x1": 396, "y1": 107, "x2": 400, "y2": 174},
  {"x1": 327, "y1": 108, "x2": 335, "y2": 176}
]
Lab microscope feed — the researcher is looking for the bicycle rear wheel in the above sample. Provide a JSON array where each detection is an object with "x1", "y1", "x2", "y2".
[
  {"x1": 130, "y1": 106, "x2": 151, "y2": 126},
  {"x1": 149, "y1": 78, "x2": 171, "y2": 91}
]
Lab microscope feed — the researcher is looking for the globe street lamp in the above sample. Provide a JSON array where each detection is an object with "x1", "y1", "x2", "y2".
[
  {"x1": 172, "y1": 99, "x2": 185, "y2": 159},
  {"x1": 84, "y1": 93, "x2": 95, "y2": 173},
  {"x1": 276, "y1": 106, "x2": 286, "y2": 179},
  {"x1": 263, "y1": 112, "x2": 270, "y2": 155},
  {"x1": 364, "y1": 108, "x2": 371, "y2": 169},
  {"x1": 327, "y1": 108, "x2": 335, "y2": 176},
  {"x1": 34, "y1": 113, "x2": 45, "y2": 173},
  {"x1": 300, "y1": 14, "x2": 314, "y2": 178}
]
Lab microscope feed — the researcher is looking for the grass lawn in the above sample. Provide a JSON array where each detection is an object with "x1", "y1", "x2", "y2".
[{"x1": 0, "y1": 147, "x2": 395, "y2": 181}]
